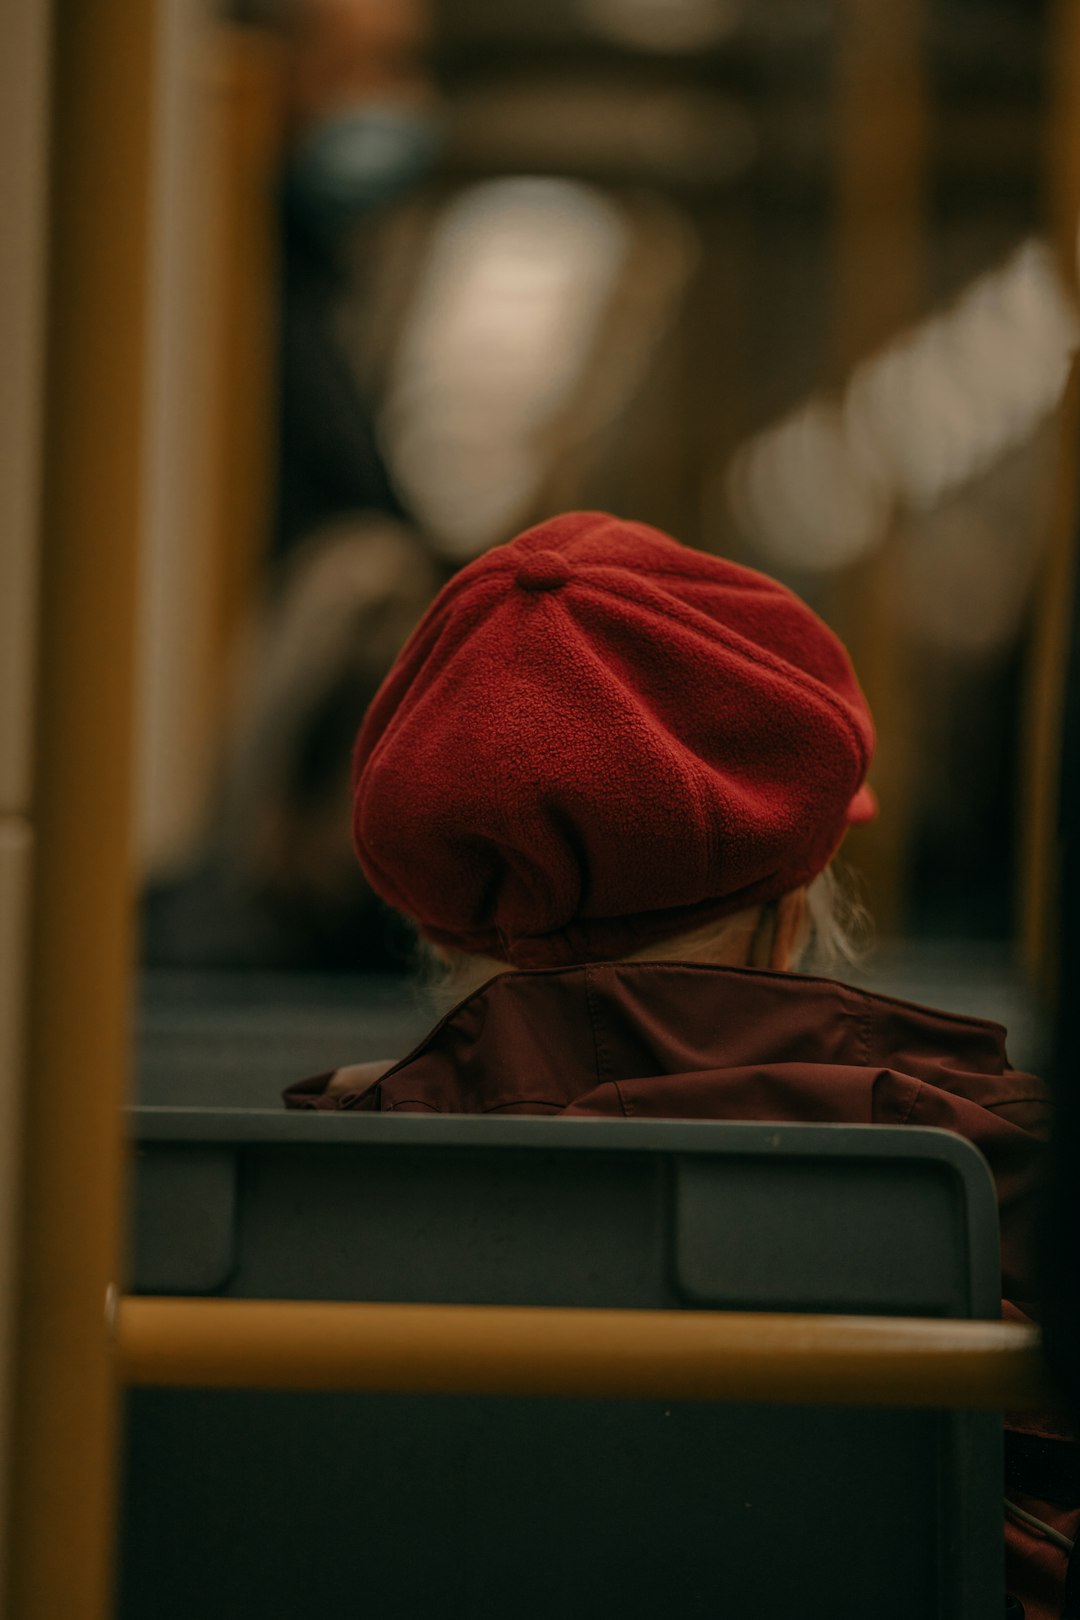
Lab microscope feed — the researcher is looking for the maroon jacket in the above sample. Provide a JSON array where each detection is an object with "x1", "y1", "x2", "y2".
[{"x1": 286, "y1": 959, "x2": 1049, "y2": 1302}]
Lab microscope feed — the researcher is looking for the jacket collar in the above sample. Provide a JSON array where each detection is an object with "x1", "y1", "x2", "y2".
[{"x1": 351, "y1": 959, "x2": 1014, "y2": 1114}]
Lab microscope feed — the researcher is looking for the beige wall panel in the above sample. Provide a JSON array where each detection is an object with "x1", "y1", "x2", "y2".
[
  {"x1": 137, "y1": 15, "x2": 283, "y2": 877},
  {"x1": 0, "y1": 818, "x2": 33, "y2": 1602},
  {"x1": 137, "y1": 0, "x2": 219, "y2": 875},
  {"x1": 0, "y1": 0, "x2": 49, "y2": 812}
]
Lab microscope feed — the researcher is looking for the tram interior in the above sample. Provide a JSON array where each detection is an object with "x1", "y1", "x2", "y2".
[
  {"x1": 4, "y1": 0, "x2": 1080, "y2": 1615},
  {"x1": 138, "y1": 0, "x2": 1063, "y2": 1094}
]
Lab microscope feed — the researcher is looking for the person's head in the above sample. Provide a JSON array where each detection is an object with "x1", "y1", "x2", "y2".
[
  {"x1": 282, "y1": 0, "x2": 440, "y2": 245},
  {"x1": 349, "y1": 511, "x2": 876, "y2": 994}
]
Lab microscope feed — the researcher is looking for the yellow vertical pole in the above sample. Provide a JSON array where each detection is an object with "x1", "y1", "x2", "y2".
[
  {"x1": 830, "y1": 0, "x2": 927, "y2": 931},
  {"x1": 0, "y1": 0, "x2": 52, "y2": 1600},
  {"x1": 2, "y1": 0, "x2": 158, "y2": 1614},
  {"x1": 202, "y1": 29, "x2": 284, "y2": 690},
  {"x1": 1020, "y1": 0, "x2": 1080, "y2": 990}
]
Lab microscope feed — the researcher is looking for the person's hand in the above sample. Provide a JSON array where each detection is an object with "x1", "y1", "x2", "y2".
[{"x1": 324, "y1": 1058, "x2": 395, "y2": 1097}]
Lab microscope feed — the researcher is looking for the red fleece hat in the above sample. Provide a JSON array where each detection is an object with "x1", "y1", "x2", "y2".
[{"x1": 353, "y1": 511, "x2": 875, "y2": 967}]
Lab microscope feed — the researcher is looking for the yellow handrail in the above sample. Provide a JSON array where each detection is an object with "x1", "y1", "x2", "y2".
[
  {"x1": 4, "y1": 1, "x2": 156, "y2": 1615},
  {"x1": 116, "y1": 1299, "x2": 1051, "y2": 1411}
]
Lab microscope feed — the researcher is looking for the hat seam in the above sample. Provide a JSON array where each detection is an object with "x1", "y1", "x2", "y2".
[
  {"x1": 352, "y1": 573, "x2": 513, "y2": 919},
  {"x1": 354, "y1": 571, "x2": 510, "y2": 797},
  {"x1": 551, "y1": 558, "x2": 791, "y2": 592},
  {"x1": 568, "y1": 574, "x2": 872, "y2": 775},
  {"x1": 504, "y1": 545, "x2": 799, "y2": 597}
]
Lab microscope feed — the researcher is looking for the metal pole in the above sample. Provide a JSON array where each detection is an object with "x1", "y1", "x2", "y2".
[
  {"x1": 830, "y1": 0, "x2": 927, "y2": 932},
  {"x1": 1020, "y1": 0, "x2": 1080, "y2": 990},
  {"x1": 116, "y1": 1298, "x2": 1050, "y2": 1411},
  {"x1": 3, "y1": 0, "x2": 158, "y2": 1614}
]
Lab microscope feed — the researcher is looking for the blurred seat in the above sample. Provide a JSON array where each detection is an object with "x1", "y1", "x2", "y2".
[{"x1": 119, "y1": 1114, "x2": 1003, "y2": 1620}]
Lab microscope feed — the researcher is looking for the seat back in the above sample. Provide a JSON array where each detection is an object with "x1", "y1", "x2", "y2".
[{"x1": 120, "y1": 1113, "x2": 1003, "y2": 1620}]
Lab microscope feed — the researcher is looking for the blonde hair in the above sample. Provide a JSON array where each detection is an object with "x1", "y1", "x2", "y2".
[{"x1": 419, "y1": 864, "x2": 870, "y2": 1014}]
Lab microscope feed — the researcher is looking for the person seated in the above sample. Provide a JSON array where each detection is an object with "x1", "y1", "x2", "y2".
[{"x1": 284, "y1": 509, "x2": 1073, "y2": 1617}]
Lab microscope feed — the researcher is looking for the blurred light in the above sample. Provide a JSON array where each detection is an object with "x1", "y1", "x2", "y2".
[
  {"x1": 579, "y1": 0, "x2": 742, "y2": 53},
  {"x1": 726, "y1": 240, "x2": 1079, "y2": 573},
  {"x1": 729, "y1": 401, "x2": 890, "y2": 572},
  {"x1": 381, "y1": 178, "x2": 631, "y2": 558}
]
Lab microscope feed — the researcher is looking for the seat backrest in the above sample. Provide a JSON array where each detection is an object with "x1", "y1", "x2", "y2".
[{"x1": 120, "y1": 1112, "x2": 1003, "y2": 1620}]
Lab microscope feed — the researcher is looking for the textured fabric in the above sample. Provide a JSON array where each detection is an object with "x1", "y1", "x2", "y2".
[
  {"x1": 352, "y1": 511, "x2": 875, "y2": 966},
  {"x1": 285, "y1": 958, "x2": 1044, "y2": 1299}
]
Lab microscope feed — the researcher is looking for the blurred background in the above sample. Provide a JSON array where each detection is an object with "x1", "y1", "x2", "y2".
[{"x1": 39, "y1": 0, "x2": 1080, "y2": 1086}]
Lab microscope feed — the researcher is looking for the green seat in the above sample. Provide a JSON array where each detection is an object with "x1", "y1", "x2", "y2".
[{"x1": 120, "y1": 1113, "x2": 1003, "y2": 1620}]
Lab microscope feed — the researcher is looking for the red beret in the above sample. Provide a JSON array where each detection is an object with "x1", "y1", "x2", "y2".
[{"x1": 353, "y1": 511, "x2": 875, "y2": 967}]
